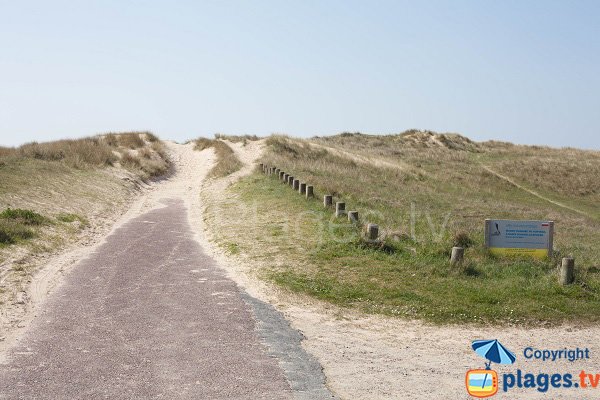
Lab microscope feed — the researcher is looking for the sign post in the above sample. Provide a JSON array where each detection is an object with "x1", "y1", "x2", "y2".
[{"x1": 484, "y1": 219, "x2": 554, "y2": 259}]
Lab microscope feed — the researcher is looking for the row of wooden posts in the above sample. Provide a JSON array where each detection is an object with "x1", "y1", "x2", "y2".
[
  {"x1": 259, "y1": 163, "x2": 576, "y2": 285},
  {"x1": 260, "y1": 163, "x2": 380, "y2": 241}
]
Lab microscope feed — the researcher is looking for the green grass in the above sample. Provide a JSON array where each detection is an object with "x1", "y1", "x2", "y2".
[
  {"x1": 216, "y1": 132, "x2": 600, "y2": 325},
  {"x1": 0, "y1": 208, "x2": 47, "y2": 225},
  {"x1": 56, "y1": 212, "x2": 88, "y2": 226},
  {"x1": 0, "y1": 220, "x2": 35, "y2": 245},
  {"x1": 0, "y1": 208, "x2": 50, "y2": 245},
  {"x1": 231, "y1": 173, "x2": 600, "y2": 324}
]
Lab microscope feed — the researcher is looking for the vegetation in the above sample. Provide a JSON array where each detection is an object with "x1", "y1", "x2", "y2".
[
  {"x1": 0, "y1": 132, "x2": 170, "y2": 179},
  {"x1": 193, "y1": 138, "x2": 243, "y2": 178},
  {"x1": 0, "y1": 208, "x2": 49, "y2": 245},
  {"x1": 220, "y1": 131, "x2": 600, "y2": 325},
  {"x1": 214, "y1": 133, "x2": 261, "y2": 144},
  {"x1": 56, "y1": 212, "x2": 88, "y2": 226}
]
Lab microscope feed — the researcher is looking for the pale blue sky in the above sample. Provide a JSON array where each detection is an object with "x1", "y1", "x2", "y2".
[{"x1": 1, "y1": 0, "x2": 599, "y2": 149}]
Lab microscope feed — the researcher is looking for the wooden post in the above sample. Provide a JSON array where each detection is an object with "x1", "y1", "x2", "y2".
[
  {"x1": 560, "y1": 257, "x2": 575, "y2": 285},
  {"x1": 299, "y1": 182, "x2": 307, "y2": 195},
  {"x1": 283, "y1": 173, "x2": 289, "y2": 183},
  {"x1": 259, "y1": 163, "x2": 264, "y2": 171},
  {"x1": 293, "y1": 179, "x2": 300, "y2": 190},
  {"x1": 335, "y1": 202, "x2": 346, "y2": 217},
  {"x1": 450, "y1": 246, "x2": 464, "y2": 266},
  {"x1": 348, "y1": 211, "x2": 359, "y2": 223},
  {"x1": 324, "y1": 195, "x2": 333, "y2": 207},
  {"x1": 306, "y1": 185, "x2": 314, "y2": 198},
  {"x1": 279, "y1": 171, "x2": 285, "y2": 180},
  {"x1": 367, "y1": 223, "x2": 379, "y2": 241},
  {"x1": 288, "y1": 176, "x2": 294, "y2": 186}
]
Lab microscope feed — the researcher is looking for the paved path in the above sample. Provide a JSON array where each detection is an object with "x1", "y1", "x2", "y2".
[{"x1": 0, "y1": 198, "x2": 332, "y2": 399}]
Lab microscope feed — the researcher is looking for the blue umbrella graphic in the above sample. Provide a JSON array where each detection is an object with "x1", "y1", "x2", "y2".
[{"x1": 471, "y1": 339, "x2": 516, "y2": 389}]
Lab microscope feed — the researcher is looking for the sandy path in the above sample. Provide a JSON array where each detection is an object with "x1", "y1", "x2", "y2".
[{"x1": 199, "y1": 140, "x2": 600, "y2": 400}]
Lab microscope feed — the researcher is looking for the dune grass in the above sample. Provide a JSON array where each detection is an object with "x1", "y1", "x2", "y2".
[
  {"x1": 0, "y1": 132, "x2": 170, "y2": 179},
  {"x1": 218, "y1": 132, "x2": 600, "y2": 325},
  {"x1": 193, "y1": 138, "x2": 243, "y2": 178}
]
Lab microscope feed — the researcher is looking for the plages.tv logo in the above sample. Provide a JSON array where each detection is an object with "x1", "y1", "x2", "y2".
[{"x1": 466, "y1": 339, "x2": 516, "y2": 398}]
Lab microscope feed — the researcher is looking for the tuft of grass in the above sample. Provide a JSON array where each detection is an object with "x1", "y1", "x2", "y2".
[
  {"x1": 120, "y1": 152, "x2": 143, "y2": 170},
  {"x1": 0, "y1": 208, "x2": 47, "y2": 225},
  {"x1": 117, "y1": 132, "x2": 146, "y2": 149},
  {"x1": 194, "y1": 137, "x2": 214, "y2": 151},
  {"x1": 119, "y1": 144, "x2": 170, "y2": 179},
  {"x1": 453, "y1": 231, "x2": 474, "y2": 248},
  {"x1": 193, "y1": 138, "x2": 243, "y2": 178},
  {"x1": 56, "y1": 212, "x2": 88, "y2": 226},
  {"x1": 224, "y1": 242, "x2": 240, "y2": 255},
  {"x1": 0, "y1": 220, "x2": 35, "y2": 244}
]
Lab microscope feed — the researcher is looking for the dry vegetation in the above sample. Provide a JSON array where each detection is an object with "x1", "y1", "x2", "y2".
[
  {"x1": 220, "y1": 131, "x2": 600, "y2": 324},
  {"x1": 214, "y1": 133, "x2": 261, "y2": 144},
  {"x1": 0, "y1": 132, "x2": 170, "y2": 180},
  {"x1": 193, "y1": 138, "x2": 243, "y2": 178},
  {"x1": 0, "y1": 132, "x2": 170, "y2": 310}
]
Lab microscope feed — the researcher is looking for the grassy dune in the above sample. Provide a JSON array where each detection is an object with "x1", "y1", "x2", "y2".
[
  {"x1": 222, "y1": 131, "x2": 600, "y2": 324},
  {"x1": 0, "y1": 132, "x2": 171, "y2": 306}
]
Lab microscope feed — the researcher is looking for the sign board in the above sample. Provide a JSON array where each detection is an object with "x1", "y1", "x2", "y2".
[{"x1": 484, "y1": 219, "x2": 554, "y2": 259}]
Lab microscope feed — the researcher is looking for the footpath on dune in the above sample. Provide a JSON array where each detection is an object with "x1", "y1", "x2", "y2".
[{"x1": 0, "y1": 142, "x2": 333, "y2": 399}]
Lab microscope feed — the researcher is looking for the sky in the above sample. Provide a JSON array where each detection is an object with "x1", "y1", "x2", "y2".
[{"x1": 1, "y1": 0, "x2": 599, "y2": 149}]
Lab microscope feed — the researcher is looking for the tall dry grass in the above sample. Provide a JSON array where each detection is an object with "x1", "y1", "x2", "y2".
[
  {"x1": 0, "y1": 132, "x2": 170, "y2": 179},
  {"x1": 7, "y1": 138, "x2": 117, "y2": 168},
  {"x1": 193, "y1": 138, "x2": 243, "y2": 178}
]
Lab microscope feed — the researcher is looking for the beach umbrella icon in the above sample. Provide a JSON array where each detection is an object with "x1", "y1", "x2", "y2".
[
  {"x1": 470, "y1": 339, "x2": 516, "y2": 392},
  {"x1": 472, "y1": 339, "x2": 516, "y2": 369}
]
